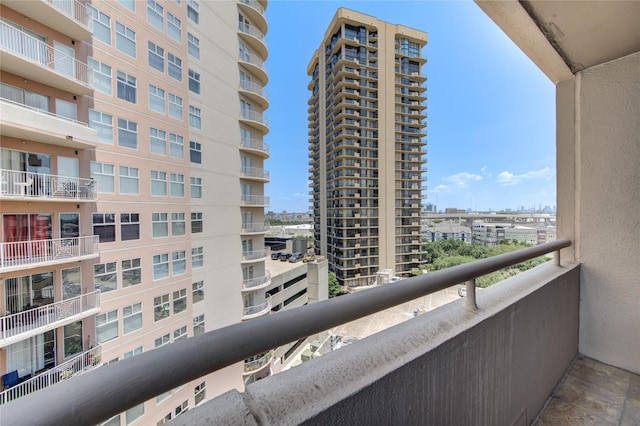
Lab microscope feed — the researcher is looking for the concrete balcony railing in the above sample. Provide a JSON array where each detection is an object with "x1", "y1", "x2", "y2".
[
  {"x1": 239, "y1": 79, "x2": 269, "y2": 108},
  {"x1": 237, "y1": 0, "x2": 267, "y2": 35},
  {"x1": 239, "y1": 138, "x2": 270, "y2": 157},
  {"x1": 0, "y1": 236, "x2": 100, "y2": 273},
  {"x1": 238, "y1": 51, "x2": 268, "y2": 83},
  {"x1": 239, "y1": 109, "x2": 269, "y2": 133},
  {"x1": 242, "y1": 271, "x2": 272, "y2": 292},
  {"x1": 241, "y1": 249, "x2": 269, "y2": 263},
  {"x1": 237, "y1": 23, "x2": 267, "y2": 58},
  {"x1": 1, "y1": 170, "x2": 97, "y2": 201},
  {"x1": 2, "y1": 0, "x2": 93, "y2": 40},
  {"x1": 0, "y1": 291, "x2": 101, "y2": 348},
  {"x1": 243, "y1": 351, "x2": 272, "y2": 376},
  {"x1": 240, "y1": 166, "x2": 270, "y2": 182},
  {"x1": 0, "y1": 22, "x2": 93, "y2": 95},
  {"x1": 241, "y1": 194, "x2": 270, "y2": 207},
  {"x1": 1, "y1": 240, "x2": 582, "y2": 426},
  {"x1": 0, "y1": 344, "x2": 102, "y2": 404},
  {"x1": 242, "y1": 296, "x2": 272, "y2": 320}
]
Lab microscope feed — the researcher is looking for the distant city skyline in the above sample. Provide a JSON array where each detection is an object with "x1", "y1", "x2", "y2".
[{"x1": 264, "y1": 1, "x2": 556, "y2": 213}]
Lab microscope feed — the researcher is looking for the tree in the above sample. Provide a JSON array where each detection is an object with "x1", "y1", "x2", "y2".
[{"x1": 328, "y1": 272, "x2": 342, "y2": 298}]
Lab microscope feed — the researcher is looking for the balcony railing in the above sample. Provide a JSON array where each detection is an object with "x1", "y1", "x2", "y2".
[
  {"x1": 240, "y1": 223, "x2": 268, "y2": 234},
  {"x1": 0, "y1": 291, "x2": 101, "y2": 348},
  {"x1": 0, "y1": 240, "x2": 573, "y2": 425},
  {"x1": 242, "y1": 296, "x2": 272, "y2": 319},
  {"x1": 1, "y1": 170, "x2": 97, "y2": 201},
  {"x1": 238, "y1": 23, "x2": 267, "y2": 44},
  {"x1": 242, "y1": 272, "x2": 271, "y2": 291},
  {"x1": 239, "y1": 109, "x2": 269, "y2": 127},
  {"x1": 239, "y1": 79, "x2": 269, "y2": 104},
  {"x1": 243, "y1": 351, "x2": 272, "y2": 375},
  {"x1": 240, "y1": 167, "x2": 270, "y2": 181},
  {"x1": 238, "y1": 51, "x2": 268, "y2": 74},
  {"x1": 240, "y1": 138, "x2": 270, "y2": 156},
  {"x1": 241, "y1": 249, "x2": 269, "y2": 262},
  {"x1": 2, "y1": 0, "x2": 92, "y2": 40},
  {"x1": 241, "y1": 194, "x2": 270, "y2": 207},
  {"x1": 0, "y1": 344, "x2": 101, "y2": 404},
  {"x1": 0, "y1": 21, "x2": 93, "y2": 90},
  {"x1": 0, "y1": 236, "x2": 100, "y2": 273}
]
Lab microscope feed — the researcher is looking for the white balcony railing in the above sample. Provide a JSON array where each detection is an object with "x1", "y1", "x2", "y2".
[
  {"x1": 238, "y1": 51, "x2": 268, "y2": 74},
  {"x1": 238, "y1": 23, "x2": 267, "y2": 44},
  {"x1": 241, "y1": 194, "x2": 270, "y2": 207},
  {"x1": 0, "y1": 344, "x2": 102, "y2": 404},
  {"x1": 241, "y1": 249, "x2": 269, "y2": 262},
  {"x1": 1, "y1": 170, "x2": 97, "y2": 201},
  {"x1": 239, "y1": 109, "x2": 269, "y2": 127},
  {"x1": 239, "y1": 79, "x2": 269, "y2": 101},
  {"x1": 240, "y1": 167, "x2": 270, "y2": 181},
  {"x1": 46, "y1": 0, "x2": 93, "y2": 29},
  {"x1": 242, "y1": 272, "x2": 271, "y2": 291},
  {"x1": 240, "y1": 138, "x2": 270, "y2": 156},
  {"x1": 0, "y1": 291, "x2": 101, "y2": 347},
  {"x1": 238, "y1": 0, "x2": 266, "y2": 16},
  {"x1": 242, "y1": 296, "x2": 272, "y2": 319},
  {"x1": 241, "y1": 223, "x2": 268, "y2": 234},
  {"x1": 0, "y1": 236, "x2": 100, "y2": 273},
  {"x1": 0, "y1": 21, "x2": 93, "y2": 88}
]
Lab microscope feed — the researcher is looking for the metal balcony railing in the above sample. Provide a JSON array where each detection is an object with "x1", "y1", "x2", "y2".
[
  {"x1": 243, "y1": 351, "x2": 272, "y2": 375},
  {"x1": 240, "y1": 167, "x2": 270, "y2": 181},
  {"x1": 238, "y1": 23, "x2": 266, "y2": 45},
  {"x1": 0, "y1": 22, "x2": 93, "y2": 87},
  {"x1": 43, "y1": 0, "x2": 93, "y2": 28},
  {"x1": 241, "y1": 249, "x2": 269, "y2": 262},
  {"x1": 242, "y1": 296, "x2": 272, "y2": 319},
  {"x1": 238, "y1": 0, "x2": 266, "y2": 15},
  {"x1": 240, "y1": 223, "x2": 268, "y2": 233},
  {"x1": 0, "y1": 291, "x2": 101, "y2": 348},
  {"x1": 0, "y1": 344, "x2": 101, "y2": 404},
  {"x1": 240, "y1": 138, "x2": 270, "y2": 155},
  {"x1": 0, "y1": 236, "x2": 100, "y2": 272},
  {"x1": 239, "y1": 109, "x2": 269, "y2": 127},
  {"x1": 0, "y1": 240, "x2": 571, "y2": 425},
  {"x1": 239, "y1": 79, "x2": 269, "y2": 101},
  {"x1": 238, "y1": 51, "x2": 268, "y2": 73},
  {"x1": 241, "y1": 194, "x2": 270, "y2": 206},
  {"x1": 242, "y1": 272, "x2": 271, "y2": 291},
  {"x1": 1, "y1": 170, "x2": 97, "y2": 201}
]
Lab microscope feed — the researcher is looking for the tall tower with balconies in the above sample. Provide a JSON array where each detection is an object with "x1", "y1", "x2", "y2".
[
  {"x1": 308, "y1": 8, "x2": 427, "y2": 288},
  {"x1": 0, "y1": 0, "x2": 269, "y2": 422}
]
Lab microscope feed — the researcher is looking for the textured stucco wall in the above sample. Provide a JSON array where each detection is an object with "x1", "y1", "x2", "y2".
[
  {"x1": 173, "y1": 262, "x2": 579, "y2": 425},
  {"x1": 563, "y1": 52, "x2": 640, "y2": 373}
]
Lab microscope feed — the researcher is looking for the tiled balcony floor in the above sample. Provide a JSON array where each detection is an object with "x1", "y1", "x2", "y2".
[{"x1": 536, "y1": 356, "x2": 640, "y2": 425}]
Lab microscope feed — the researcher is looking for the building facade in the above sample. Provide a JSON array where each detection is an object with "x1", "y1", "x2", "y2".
[
  {"x1": 308, "y1": 8, "x2": 427, "y2": 288},
  {"x1": 0, "y1": 0, "x2": 269, "y2": 423}
]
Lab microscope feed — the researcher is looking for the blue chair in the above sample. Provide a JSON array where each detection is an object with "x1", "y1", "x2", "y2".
[{"x1": 2, "y1": 370, "x2": 19, "y2": 389}]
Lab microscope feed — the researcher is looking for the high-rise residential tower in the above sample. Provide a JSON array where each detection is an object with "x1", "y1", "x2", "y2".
[
  {"x1": 308, "y1": 9, "x2": 427, "y2": 287},
  {"x1": 0, "y1": 0, "x2": 269, "y2": 423}
]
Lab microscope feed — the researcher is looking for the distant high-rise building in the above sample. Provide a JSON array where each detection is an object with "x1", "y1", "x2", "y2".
[
  {"x1": 307, "y1": 8, "x2": 428, "y2": 287},
  {"x1": 0, "y1": 0, "x2": 270, "y2": 422}
]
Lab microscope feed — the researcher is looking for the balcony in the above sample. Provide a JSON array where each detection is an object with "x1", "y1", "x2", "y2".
[
  {"x1": 0, "y1": 291, "x2": 100, "y2": 348},
  {"x1": 1, "y1": 170, "x2": 97, "y2": 202},
  {"x1": 237, "y1": 0, "x2": 267, "y2": 35},
  {"x1": 239, "y1": 109, "x2": 270, "y2": 134},
  {"x1": 239, "y1": 79, "x2": 269, "y2": 109},
  {"x1": 238, "y1": 23, "x2": 268, "y2": 59},
  {"x1": 0, "y1": 236, "x2": 100, "y2": 273},
  {"x1": 239, "y1": 138, "x2": 270, "y2": 158},
  {"x1": 240, "y1": 166, "x2": 270, "y2": 182},
  {"x1": 0, "y1": 344, "x2": 101, "y2": 404},
  {"x1": 0, "y1": 22, "x2": 93, "y2": 95},
  {"x1": 243, "y1": 351, "x2": 272, "y2": 376},
  {"x1": 238, "y1": 51, "x2": 268, "y2": 84},
  {"x1": 240, "y1": 194, "x2": 270, "y2": 207},
  {"x1": 242, "y1": 296, "x2": 272, "y2": 320},
  {"x1": 241, "y1": 249, "x2": 269, "y2": 263},
  {"x1": 242, "y1": 272, "x2": 272, "y2": 292},
  {"x1": 2, "y1": 0, "x2": 92, "y2": 41},
  {"x1": 240, "y1": 222, "x2": 268, "y2": 235},
  {"x1": 0, "y1": 97, "x2": 98, "y2": 149}
]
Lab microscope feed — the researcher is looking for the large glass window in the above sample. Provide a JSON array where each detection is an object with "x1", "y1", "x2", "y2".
[
  {"x1": 187, "y1": 33, "x2": 199, "y2": 59},
  {"x1": 119, "y1": 166, "x2": 139, "y2": 194},
  {"x1": 168, "y1": 53, "x2": 182, "y2": 81},
  {"x1": 120, "y1": 213, "x2": 140, "y2": 240},
  {"x1": 172, "y1": 250, "x2": 186, "y2": 275},
  {"x1": 154, "y1": 294, "x2": 170, "y2": 321},
  {"x1": 169, "y1": 133, "x2": 184, "y2": 159},
  {"x1": 125, "y1": 403, "x2": 144, "y2": 425},
  {"x1": 116, "y1": 71, "x2": 136, "y2": 103},
  {"x1": 115, "y1": 22, "x2": 136, "y2": 57},
  {"x1": 3, "y1": 272, "x2": 53, "y2": 314},
  {"x1": 122, "y1": 258, "x2": 141, "y2": 288},
  {"x1": 61, "y1": 266, "x2": 81, "y2": 300},
  {"x1": 63, "y1": 321, "x2": 83, "y2": 358},
  {"x1": 152, "y1": 212, "x2": 168, "y2": 238},
  {"x1": 91, "y1": 161, "x2": 115, "y2": 193},
  {"x1": 149, "y1": 85, "x2": 165, "y2": 114},
  {"x1": 92, "y1": 213, "x2": 116, "y2": 243},
  {"x1": 170, "y1": 174, "x2": 184, "y2": 198},
  {"x1": 89, "y1": 110, "x2": 113, "y2": 144},
  {"x1": 117, "y1": 0, "x2": 135, "y2": 11},
  {"x1": 171, "y1": 212, "x2": 186, "y2": 235},
  {"x1": 167, "y1": 12, "x2": 182, "y2": 42},
  {"x1": 150, "y1": 170, "x2": 167, "y2": 196},
  {"x1": 192, "y1": 281, "x2": 204, "y2": 303},
  {"x1": 173, "y1": 289, "x2": 187, "y2": 314},
  {"x1": 94, "y1": 261, "x2": 117, "y2": 292},
  {"x1": 117, "y1": 118, "x2": 138, "y2": 149},
  {"x1": 153, "y1": 254, "x2": 169, "y2": 280},
  {"x1": 88, "y1": 57, "x2": 112, "y2": 95},
  {"x1": 150, "y1": 127, "x2": 167, "y2": 155},
  {"x1": 155, "y1": 333, "x2": 170, "y2": 348},
  {"x1": 86, "y1": 5, "x2": 111, "y2": 45},
  {"x1": 123, "y1": 302, "x2": 142, "y2": 334},
  {"x1": 147, "y1": 0, "x2": 164, "y2": 31},
  {"x1": 96, "y1": 310, "x2": 118, "y2": 343}
]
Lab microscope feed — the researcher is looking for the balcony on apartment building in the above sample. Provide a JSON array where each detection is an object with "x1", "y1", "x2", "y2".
[
  {"x1": 237, "y1": 22, "x2": 268, "y2": 59},
  {"x1": 0, "y1": 170, "x2": 97, "y2": 202},
  {"x1": 240, "y1": 166, "x2": 270, "y2": 182},
  {"x1": 0, "y1": 84, "x2": 98, "y2": 149},
  {"x1": 240, "y1": 194, "x2": 270, "y2": 207},
  {"x1": 239, "y1": 79, "x2": 269, "y2": 109},
  {"x1": 0, "y1": 291, "x2": 100, "y2": 348},
  {"x1": 238, "y1": 0, "x2": 267, "y2": 34},
  {"x1": 240, "y1": 138, "x2": 270, "y2": 157},
  {"x1": 0, "y1": 344, "x2": 101, "y2": 405},
  {"x1": 241, "y1": 249, "x2": 269, "y2": 264},
  {"x1": 239, "y1": 51, "x2": 269, "y2": 83},
  {"x1": 242, "y1": 296, "x2": 272, "y2": 320},
  {"x1": 2, "y1": 0, "x2": 93, "y2": 41},
  {"x1": 241, "y1": 272, "x2": 272, "y2": 292},
  {"x1": 0, "y1": 22, "x2": 92, "y2": 95},
  {"x1": 0, "y1": 236, "x2": 100, "y2": 273},
  {"x1": 240, "y1": 222, "x2": 269, "y2": 235},
  {"x1": 239, "y1": 109, "x2": 270, "y2": 134},
  {"x1": 242, "y1": 351, "x2": 272, "y2": 376}
]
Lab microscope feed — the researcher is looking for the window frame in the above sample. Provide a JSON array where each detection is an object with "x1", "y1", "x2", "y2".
[
  {"x1": 168, "y1": 93, "x2": 183, "y2": 120},
  {"x1": 152, "y1": 212, "x2": 169, "y2": 238},
  {"x1": 188, "y1": 69, "x2": 201, "y2": 94},
  {"x1": 94, "y1": 260, "x2": 117, "y2": 293},
  {"x1": 169, "y1": 133, "x2": 184, "y2": 159},
  {"x1": 88, "y1": 57, "x2": 112, "y2": 95},
  {"x1": 147, "y1": 0, "x2": 164, "y2": 31},
  {"x1": 167, "y1": 12, "x2": 182, "y2": 42},
  {"x1": 92, "y1": 213, "x2": 116, "y2": 243},
  {"x1": 122, "y1": 302, "x2": 142, "y2": 334},
  {"x1": 172, "y1": 288, "x2": 187, "y2": 314},
  {"x1": 154, "y1": 294, "x2": 170, "y2": 321},
  {"x1": 89, "y1": 109, "x2": 114, "y2": 144},
  {"x1": 150, "y1": 127, "x2": 167, "y2": 155},
  {"x1": 122, "y1": 258, "x2": 142, "y2": 288},
  {"x1": 150, "y1": 170, "x2": 168, "y2": 196},
  {"x1": 188, "y1": 105, "x2": 201, "y2": 129},
  {"x1": 170, "y1": 173, "x2": 185, "y2": 198},
  {"x1": 192, "y1": 280, "x2": 204, "y2": 304},
  {"x1": 115, "y1": 21, "x2": 136, "y2": 58},
  {"x1": 190, "y1": 176, "x2": 202, "y2": 198},
  {"x1": 189, "y1": 141, "x2": 202, "y2": 164},
  {"x1": 192, "y1": 247, "x2": 204, "y2": 269},
  {"x1": 119, "y1": 165, "x2": 139, "y2": 195},
  {"x1": 91, "y1": 161, "x2": 115, "y2": 193},
  {"x1": 153, "y1": 253, "x2": 169, "y2": 281},
  {"x1": 147, "y1": 41, "x2": 165, "y2": 72},
  {"x1": 116, "y1": 70, "x2": 137, "y2": 104},
  {"x1": 172, "y1": 250, "x2": 187, "y2": 275},
  {"x1": 148, "y1": 84, "x2": 166, "y2": 114},
  {"x1": 120, "y1": 212, "x2": 140, "y2": 241},
  {"x1": 117, "y1": 117, "x2": 138, "y2": 149},
  {"x1": 96, "y1": 309, "x2": 118, "y2": 343},
  {"x1": 191, "y1": 212, "x2": 203, "y2": 233},
  {"x1": 167, "y1": 53, "x2": 182, "y2": 81},
  {"x1": 187, "y1": 33, "x2": 200, "y2": 59}
]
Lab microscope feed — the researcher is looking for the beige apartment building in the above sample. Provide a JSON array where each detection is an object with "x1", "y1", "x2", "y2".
[
  {"x1": 308, "y1": 9, "x2": 427, "y2": 287},
  {"x1": 0, "y1": 0, "x2": 270, "y2": 423}
]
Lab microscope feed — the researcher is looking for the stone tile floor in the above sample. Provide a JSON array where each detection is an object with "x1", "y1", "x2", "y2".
[{"x1": 535, "y1": 355, "x2": 640, "y2": 425}]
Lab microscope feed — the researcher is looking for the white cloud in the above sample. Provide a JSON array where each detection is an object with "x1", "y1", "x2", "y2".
[
  {"x1": 497, "y1": 167, "x2": 555, "y2": 186},
  {"x1": 442, "y1": 172, "x2": 482, "y2": 188},
  {"x1": 291, "y1": 192, "x2": 307, "y2": 198},
  {"x1": 431, "y1": 184, "x2": 450, "y2": 193}
]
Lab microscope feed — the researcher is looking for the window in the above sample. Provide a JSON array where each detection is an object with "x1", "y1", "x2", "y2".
[
  {"x1": 191, "y1": 212, "x2": 203, "y2": 233},
  {"x1": 89, "y1": 110, "x2": 113, "y2": 144},
  {"x1": 189, "y1": 141, "x2": 202, "y2": 164},
  {"x1": 157, "y1": 413, "x2": 171, "y2": 426},
  {"x1": 93, "y1": 214, "x2": 116, "y2": 243},
  {"x1": 155, "y1": 333, "x2": 170, "y2": 348},
  {"x1": 122, "y1": 258, "x2": 141, "y2": 288},
  {"x1": 88, "y1": 57, "x2": 112, "y2": 95},
  {"x1": 171, "y1": 212, "x2": 186, "y2": 235},
  {"x1": 188, "y1": 69, "x2": 200, "y2": 94},
  {"x1": 168, "y1": 94, "x2": 183, "y2": 120},
  {"x1": 153, "y1": 254, "x2": 169, "y2": 280},
  {"x1": 117, "y1": 118, "x2": 138, "y2": 148},
  {"x1": 152, "y1": 213, "x2": 169, "y2": 238},
  {"x1": 154, "y1": 294, "x2": 170, "y2": 321},
  {"x1": 192, "y1": 281, "x2": 204, "y2": 303},
  {"x1": 188, "y1": 105, "x2": 201, "y2": 129},
  {"x1": 148, "y1": 42, "x2": 164, "y2": 72},
  {"x1": 187, "y1": 33, "x2": 200, "y2": 59},
  {"x1": 173, "y1": 289, "x2": 187, "y2": 314},
  {"x1": 123, "y1": 303, "x2": 142, "y2": 334},
  {"x1": 119, "y1": 166, "x2": 139, "y2": 194},
  {"x1": 94, "y1": 261, "x2": 117, "y2": 293},
  {"x1": 120, "y1": 213, "x2": 140, "y2": 240},
  {"x1": 117, "y1": 0, "x2": 135, "y2": 12},
  {"x1": 187, "y1": 0, "x2": 199, "y2": 23},
  {"x1": 169, "y1": 133, "x2": 184, "y2": 158},
  {"x1": 149, "y1": 85, "x2": 165, "y2": 114},
  {"x1": 150, "y1": 128, "x2": 166, "y2": 155},
  {"x1": 172, "y1": 250, "x2": 186, "y2": 275},
  {"x1": 175, "y1": 400, "x2": 188, "y2": 418},
  {"x1": 151, "y1": 170, "x2": 167, "y2": 196},
  {"x1": 124, "y1": 346, "x2": 143, "y2": 359},
  {"x1": 86, "y1": 5, "x2": 111, "y2": 45},
  {"x1": 116, "y1": 71, "x2": 136, "y2": 103},
  {"x1": 168, "y1": 53, "x2": 182, "y2": 81},
  {"x1": 194, "y1": 382, "x2": 206, "y2": 406},
  {"x1": 170, "y1": 174, "x2": 185, "y2": 198},
  {"x1": 64, "y1": 321, "x2": 83, "y2": 358},
  {"x1": 116, "y1": 22, "x2": 136, "y2": 57},
  {"x1": 190, "y1": 176, "x2": 202, "y2": 198},
  {"x1": 173, "y1": 326, "x2": 187, "y2": 341},
  {"x1": 192, "y1": 247, "x2": 203, "y2": 269},
  {"x1": 167, "y1": 12, "x2": 182, "y2": 42},
  {"x1": 147, "y1": 0, "x2": 164, "y2": 31},
  {"x1": 193, "y1": 314, "x2": 204, "y2": 336},
  {"x1": 96, "y1": 310, "x2": 118, "y2": 343},
  {"x1": 91, "y1": 161, "x2": 115, "y2": 193},
  {"x1": 125, "y1": 403, "x2": 144, "y2": 425}
]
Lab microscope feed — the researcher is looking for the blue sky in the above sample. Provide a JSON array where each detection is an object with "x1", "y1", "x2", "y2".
[{"x1": 263, "y1": 1, "x2": 556, "y2": 213}]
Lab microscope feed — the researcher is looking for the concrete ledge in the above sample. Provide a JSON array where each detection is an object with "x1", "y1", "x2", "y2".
[{"x1": 174, "y1": 262, "x2": 580, "y2": 425}]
